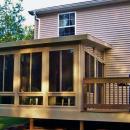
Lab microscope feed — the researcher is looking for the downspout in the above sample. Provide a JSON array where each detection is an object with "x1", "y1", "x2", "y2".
[{"x1": 34, "y1": 11, "x2": 40, "y2": 39}]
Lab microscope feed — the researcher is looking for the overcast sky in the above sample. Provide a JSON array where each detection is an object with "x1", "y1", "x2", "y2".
[{"x1": 0, "y1": 0, "x2": 90, "y2": 25}]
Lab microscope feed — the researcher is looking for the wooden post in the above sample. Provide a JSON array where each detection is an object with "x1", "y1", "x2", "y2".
[
  {"x1": 29, "y1": 118, "x2": 34, "y2": 130},
  {"x1": 80, "y1": 121, "x2": 84, "y2": 130}
]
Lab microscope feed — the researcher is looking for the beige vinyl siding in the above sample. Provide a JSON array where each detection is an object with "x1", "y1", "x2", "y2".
[
  {"x1": 76, "y1": 4, "x2": 130, "y2": 77},
  {"x1": 39, "y1": 14, "x2": 58, "y2": 39}
]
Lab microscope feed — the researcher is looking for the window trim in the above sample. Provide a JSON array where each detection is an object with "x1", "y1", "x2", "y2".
[
  {"x1": 58, "y1": 11, "x2": 76, "y2": 36},
  {"x1": 19, "y1": 48, "x2": 45, "y2": 94}
]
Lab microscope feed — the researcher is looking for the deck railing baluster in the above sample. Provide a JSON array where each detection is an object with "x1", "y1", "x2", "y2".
[
  {"x1": 117, "y1": 84, "x2": 119, "y2": 105},
  {"x1": 126, "y1": 83, "x2": 128, "y2": 104},
  {"x1": 122, "y1": 85, "x2": 123, "y2": 104},
  {"x1": 104, "y1": 83, "x2": 106, "y2": 104},
  {"x1": 113, "y1": 83, "x2": 115, "y2": 104},
  {"x1": 109, "y1": 83, "x2": 111, "y2": 105}
]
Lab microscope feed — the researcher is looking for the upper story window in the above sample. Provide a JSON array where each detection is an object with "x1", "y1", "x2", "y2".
[{"x1": 59, "y1": 12, "x2": 75, "y2": 36}]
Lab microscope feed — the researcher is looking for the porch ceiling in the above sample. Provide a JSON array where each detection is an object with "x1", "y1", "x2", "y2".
[{"x1": 0, "y1": 34, "x2": 112, "y2": 51}]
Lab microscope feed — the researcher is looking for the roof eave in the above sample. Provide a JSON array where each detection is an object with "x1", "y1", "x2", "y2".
[
  {"x1": 86, "y1": 34, "x2": 112, "y2": 50},
  {"x1": 29, "y1": 0, "x2": 130, "y2": 16},
  {"x1": 0, "y1": 34, "x2": 112, "y2": 51}
]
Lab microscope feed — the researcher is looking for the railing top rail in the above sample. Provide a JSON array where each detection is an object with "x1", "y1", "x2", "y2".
[{"x1": 83, "y1": 77, "x2": 130, "y2": 84}]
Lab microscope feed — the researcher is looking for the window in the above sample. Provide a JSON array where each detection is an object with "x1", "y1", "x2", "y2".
[
  {"x1": 0, "y1": 96, "x2": 14, "y2": 104},
  {"x1": 19, "y1": 96, "x2": 43, "y2": 105},
  {"x1": 85, "y1": 52, "x2": 104, "y2": 103},
  {"x1": 49, "y1": 50, "x2": 73, "y2": 92},
  {"x1": 85, "y1": 52, "x2": 95, "y2": 93},
  {"x1": 85, "y1": 52, "x2": 94, "y2": 78},
  {"x1": 96, "y1": 61, "x2": 104, "y2": 104},
  {"x1": 85, "y1": 52, "x2": 104, "y2": 78},
  {"x1": 96, "y1": 61, "x2": 104, "y2": 78},
  {"x1": 48, "y1": 96, "x2": 75, "y2": 106},
  {"x1": 0, "y1": 55, "x2": 14, "y2": 92},
  {"x1": 20, "y1": 52, "x2": 42, "y2": 92},
  {"x1": 59, "y1": 12, "x2": 75, "y2": 36}
]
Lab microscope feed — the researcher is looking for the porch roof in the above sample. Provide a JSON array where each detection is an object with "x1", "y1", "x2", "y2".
[{"x1": 0, "y1": 34, "x2": 112, "y2": 51}]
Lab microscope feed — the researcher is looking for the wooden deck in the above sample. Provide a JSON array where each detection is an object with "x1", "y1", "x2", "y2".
[{"x1": 83, "y1": 77, "x2": 130, "y2": 112}]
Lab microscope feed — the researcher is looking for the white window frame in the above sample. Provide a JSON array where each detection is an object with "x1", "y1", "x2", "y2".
[{"x1": 58, "y1": 12, "x2": 76, "y2": 36}]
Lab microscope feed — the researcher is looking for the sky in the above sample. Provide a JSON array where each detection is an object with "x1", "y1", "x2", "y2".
[{"x1": 0, "y1": 0, "x2": 89, "y2": 25}]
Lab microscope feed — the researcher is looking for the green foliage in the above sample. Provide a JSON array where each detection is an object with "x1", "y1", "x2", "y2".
[
  {"x1": 0, "y1": 0, "x2": 34, "y2": 43},
  {"x1": 0, "y1": 117, "x2": 27, "y2": 130},
  {"x1": 23, "y1": 25, "x2": 34, "y2": 40}
]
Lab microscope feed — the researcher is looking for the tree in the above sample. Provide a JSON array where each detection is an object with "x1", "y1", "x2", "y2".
[
  {"x1": 23, "y1": 25, "x2": 34, "y2": 40},
  {"x1": 0, "y1": 0, "x2": 34, "y2": 43}
]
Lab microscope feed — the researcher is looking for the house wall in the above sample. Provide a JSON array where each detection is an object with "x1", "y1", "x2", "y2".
[
  {"x1": 39, "y1": 13, "x2": 58, "y2": 39},
  {"x1": 76, "y1": 4, "x2": 130, "y2": 77},
  {"x1": 37, "y1": 3, "x2": 130, "y2": 77}
]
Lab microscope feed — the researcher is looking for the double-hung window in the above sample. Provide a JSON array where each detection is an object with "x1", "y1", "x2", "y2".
[{"x1": 59, "y1": 12, "x2": 75, "y2": 36}]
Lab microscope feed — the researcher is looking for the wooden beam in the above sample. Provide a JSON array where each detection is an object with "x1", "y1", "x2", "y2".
[
  {"x1": 0, "y1": 34, "x2": 111, "y2": 51},
  {"x1": 83, "y1": 77, "x2": 130, "y2": 84},
  {"x1": 29, "y1": 118, "x2": 34, "y2": 130},
  {"x1": 80, "y1": 121, "x2": 84, "y2": 130},
  {"x1": 85, "y1": 104, "x2": 130, "y2": 109}
]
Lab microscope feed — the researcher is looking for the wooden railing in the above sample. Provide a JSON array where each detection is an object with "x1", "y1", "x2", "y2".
[{"x1": 83, "y1": 77, "x2": 130, "y2": 111}]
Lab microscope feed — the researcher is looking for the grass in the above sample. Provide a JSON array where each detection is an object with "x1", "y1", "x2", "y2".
[{"x1": 0, "y1": 117, "x2": 28, "y2": 130}]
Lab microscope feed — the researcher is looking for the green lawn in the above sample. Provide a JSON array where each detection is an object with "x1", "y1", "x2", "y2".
[{"x1": 0, "y1": 117, "x2": 28, "y2": 130}]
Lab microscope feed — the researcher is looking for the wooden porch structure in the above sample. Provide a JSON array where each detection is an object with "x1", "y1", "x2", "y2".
[{"x1": 83, "y1": 77, "x2": 130, "y2": 111}]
